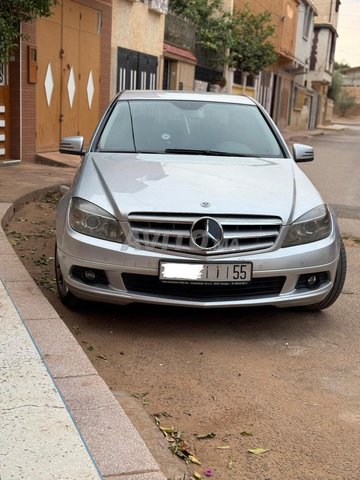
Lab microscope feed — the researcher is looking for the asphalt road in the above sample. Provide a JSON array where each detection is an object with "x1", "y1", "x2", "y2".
[
  {"x1": 55, "y1": 128, "x2": 360, "y2": 479},
  {"x1": 299, "y1": 125, "x2": 360, "y2": 220}
]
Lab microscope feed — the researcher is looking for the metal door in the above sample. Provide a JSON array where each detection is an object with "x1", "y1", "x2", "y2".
[
  {"x1": 138, "y1": 53, "x2": 157, "y2": 89},
  {"x1": 309, "y1": 93, "x2": 319, "y2": 130},
  {"x1": 117, "y1": 48, "x2": 157, "y2": 91}
]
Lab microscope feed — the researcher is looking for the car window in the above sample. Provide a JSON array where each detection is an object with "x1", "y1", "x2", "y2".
[
  {"x1": 98, "y1": 101, "x2": 135, "y2": 152},
  {"x1": 97, "y1": 100, "x2": 284, "y2": 158}
]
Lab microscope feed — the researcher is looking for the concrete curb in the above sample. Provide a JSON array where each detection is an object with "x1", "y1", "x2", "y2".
[{"x1": 0, "y1": 186, "x2": 167, "y2": 480}]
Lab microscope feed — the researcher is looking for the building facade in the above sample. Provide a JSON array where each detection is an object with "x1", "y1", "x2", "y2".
[
  {"x1": 307, "y1": 0, "x2": 340, "y2": 125},
  {"x1": 0, "y1": 0, "x2": 112, "y2": 163},
  {"x1": 111, "y1": 0, "x2": 167, "y2": 97},
  {"x1": 290, "y1": 0, "x2": 317, "y2": 130}
]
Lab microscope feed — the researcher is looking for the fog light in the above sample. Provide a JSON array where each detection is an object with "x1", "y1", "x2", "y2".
[
  {"x1": 84, "y1": 269, "x2": 97, "y2": 282},
  {"x1": 307, "y1": 275, "x2": 319, "y2": 287}
]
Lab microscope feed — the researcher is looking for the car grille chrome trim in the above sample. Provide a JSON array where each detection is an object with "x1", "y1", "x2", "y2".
[{"x1": 129, "y1": 213, "x2": 282, "y2": 255}]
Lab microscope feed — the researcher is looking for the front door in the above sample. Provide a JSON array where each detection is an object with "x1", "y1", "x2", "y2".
[{"x1": 36, "y1": 0, "x2": 101, "y2": 152}]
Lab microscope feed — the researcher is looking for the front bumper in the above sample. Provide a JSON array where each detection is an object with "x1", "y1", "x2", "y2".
[{"x1": 56, "y1": 220, "x2": 341, "y2": 308}]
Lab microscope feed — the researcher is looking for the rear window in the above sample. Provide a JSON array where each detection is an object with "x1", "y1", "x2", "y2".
[{"x1": 97, "y1": 100, "x2": 284, "y2": 158}]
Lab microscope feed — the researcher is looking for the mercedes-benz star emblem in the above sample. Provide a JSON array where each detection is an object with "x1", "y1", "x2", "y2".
[
  {"x1": 201, "y1": 202, "x2": 211, "y2": 208},
  {"x1": 191, "y1": 217, "x2": 224, "y2": 250}
]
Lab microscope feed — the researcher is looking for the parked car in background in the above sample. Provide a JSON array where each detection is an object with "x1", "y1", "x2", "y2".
[{"x1": 56, "y1": 91, "x2": 346, "y2": 310}]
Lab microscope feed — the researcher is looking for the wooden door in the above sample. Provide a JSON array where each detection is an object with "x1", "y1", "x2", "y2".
[
  {"x1": 36, "y1": 5, "x2": 62, "y2": 152},
  {"x1": 61, "y1": 0, "x2": 81, "y2": 138},
  {"x1": 77, "y1": 3, "x2": 101, "y2": 144},
  {"x1": 36, "y1": 0, "x2": 101, "y2": 151}
]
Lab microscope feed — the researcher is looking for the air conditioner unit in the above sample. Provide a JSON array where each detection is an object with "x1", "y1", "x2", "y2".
[{"x1": 149, "y1": 0, "x2": 168, "y2": 14}]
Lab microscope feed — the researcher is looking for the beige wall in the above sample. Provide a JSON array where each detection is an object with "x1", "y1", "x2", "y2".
[
  {"x1": 234, "y1": 0, "x2": 298, "y2": 59},
  {"x1": 231, "y1": 85, "x2": 256, "y2": 98},
  {"x1": 110, "y1": 0, "x2": 165, "y2": 95},
  {"x1": 344, "y1": 86, "x2": 360, "y2": 103},
  {"x1": 313, "y1": 0, "x2": 339, "y2": 28},
  {"x1": 291, "y1": 91, "x2": 312, "y2": 130},
  {"x1": 178, "y1": 62, "x2": 196, "y2": 91}
]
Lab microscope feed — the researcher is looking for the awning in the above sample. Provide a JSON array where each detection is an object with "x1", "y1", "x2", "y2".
[{"x1": 163, "y1": 43, "x2": 197, "y2": 63}]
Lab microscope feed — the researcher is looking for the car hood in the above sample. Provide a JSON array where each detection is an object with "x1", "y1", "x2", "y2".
[{"x1": 72, "y1": 153, "x2": 324, "y2": 224}]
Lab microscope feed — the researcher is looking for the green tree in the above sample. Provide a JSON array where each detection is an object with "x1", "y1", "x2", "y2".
[
  {"x1": 230, "y1": 8, "x2": 277, "y2": 74},
  {"x1": 333, "y1": 61, "x2": 350, "y2": 74},
  {"x1": 169, "y1": 0, "x2": 277, "y2": 73},
  {"x1": 0, "y1": 0, "x2": 57, "y2": 63},
  {"x1": 328, "y1": 69, "x2": 343, "y2": 101}
]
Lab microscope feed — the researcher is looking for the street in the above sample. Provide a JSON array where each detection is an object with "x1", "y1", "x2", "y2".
[
  {"x1": 5, "y1": 128, "x2": 360, "y2": 480},
  {"x1": 300, "y1": 125, "x2": 360, "y2": 215}
]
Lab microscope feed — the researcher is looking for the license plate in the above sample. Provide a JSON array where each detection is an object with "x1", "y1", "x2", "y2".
[{"x1": 159, "y1": 262, "x2": 252, "y2": 283}]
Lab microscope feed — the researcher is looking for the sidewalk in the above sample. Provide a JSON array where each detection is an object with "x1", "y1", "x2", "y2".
[{"x1": 0, "y1": 162, "x2": 168, "y2": 480}]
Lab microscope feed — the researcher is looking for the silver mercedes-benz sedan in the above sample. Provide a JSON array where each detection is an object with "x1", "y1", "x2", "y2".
[{"x1": 56, "y1": 90, "x2": 346, "y2": 310}]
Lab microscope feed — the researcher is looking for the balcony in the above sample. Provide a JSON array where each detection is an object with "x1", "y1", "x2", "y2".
[{"x1": 165, "y1": 13, "x2": 195, "y2": 52}]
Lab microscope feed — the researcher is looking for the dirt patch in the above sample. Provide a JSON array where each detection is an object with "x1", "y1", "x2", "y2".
[
  {"x1": 5, "y1": 191, "x2": 61, "y2": 300},
  {"x1": 343, "y1": 237, "x2": 360, "y2": 248}
]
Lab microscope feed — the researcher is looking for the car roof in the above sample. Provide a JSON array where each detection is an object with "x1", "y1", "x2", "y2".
[{"x1": 116, "y1": 90, "x2": 257, "y2": 106}]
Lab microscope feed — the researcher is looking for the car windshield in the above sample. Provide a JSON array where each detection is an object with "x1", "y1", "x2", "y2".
[{"x1": 96, "y1": 99, "x2": 284, "y2": 158}]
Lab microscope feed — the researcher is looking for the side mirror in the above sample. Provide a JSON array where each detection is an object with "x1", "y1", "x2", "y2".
[
  {"x1": 292, "y1": 143, "x2": 314, "y2": 162},
  {"x1": 60, "y1": 136, "x2": 84, "y2": 156}
]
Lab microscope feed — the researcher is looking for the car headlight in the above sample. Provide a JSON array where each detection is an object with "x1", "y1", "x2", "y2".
[
  {"x1": 283, "y1": 205, "x2": 331, "y2": 247},
  {"x1": 69, "y1": 198, "x2": 126, "y2": 243}
]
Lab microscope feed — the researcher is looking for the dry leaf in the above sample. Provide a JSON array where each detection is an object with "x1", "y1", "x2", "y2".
[
  {"x1": 247, "y1": 448, "x2": 269, "y2": 455},
  {"x1": 159, "y1": 426, "x2": 175, "y2": 433},
  {"x1": 188, "y1": 454, "x2": 202, "y2": 465},
  {"x1": 196, "y1": 432, "x2": 216, "y2": 440}
]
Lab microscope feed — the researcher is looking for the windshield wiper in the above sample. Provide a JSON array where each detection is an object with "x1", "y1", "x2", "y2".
[{"x1": 165, "y1": 148, "x2": 259, "y2": 157}]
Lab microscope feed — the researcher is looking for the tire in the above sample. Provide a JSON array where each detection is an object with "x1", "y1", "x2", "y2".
[
  {"x1": 301, "y1": 238, "x2": 347, "y2": 311},
  {"x1": 55, "y1": 244, "x2": 81, "y2": 308}
]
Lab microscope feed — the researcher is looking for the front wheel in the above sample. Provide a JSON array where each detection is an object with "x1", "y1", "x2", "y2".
[
  {"x1": 301, "y1": 238, "x2": 347, "y2": 311},
  {"x1": 55, "y1": 244, "x2": 81, "y2": 308}
]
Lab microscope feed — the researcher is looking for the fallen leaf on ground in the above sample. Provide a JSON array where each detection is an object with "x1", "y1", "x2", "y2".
[
  {"x1": 193, "y1": 472, "x2": 202, "y2": 480},
  {"x1": 188, "y1": 455, "x2": 201, "y2": 466},
  {"x1": 216, "y1": 445, "x2": 230, "y2": 450},
  {"x1": 97, "y1": 354, "x2": 108, "y2": 361},
  {"x1": 132, "y1": 392, "x2": 149, "y2": 399},
  {"x1": 240, "y1": 431, "x2": 253, "y2": 437},
  {"x1": 247, "y1": 448, "x2": 269, "y2": 455},
  {"x1": 159, "y1": 426, "x2": 175, "y2": 433},
  {"x1": 195, "y1": 432, "x2": 216, "y2": 440}
]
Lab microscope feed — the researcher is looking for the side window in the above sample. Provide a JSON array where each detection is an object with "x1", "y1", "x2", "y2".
[
  {"x1": 98, "y1": 102, "x2": 135, "y2": 152},
  {"x1": 303, "y1": 5, "x2": 313, "y2": 40}
]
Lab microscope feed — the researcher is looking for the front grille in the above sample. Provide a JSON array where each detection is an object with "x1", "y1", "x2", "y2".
[
  {"x1": 122, "y1": 273, "x2": 286, "y2": 301},
  {"x1": 129, "y1": 213, "x2": 282, "y2": 255}
]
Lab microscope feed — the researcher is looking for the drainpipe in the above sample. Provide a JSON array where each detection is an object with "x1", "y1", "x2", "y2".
[{"x1": 329, "y1": 0, "x2": 333, "y2": 22}]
